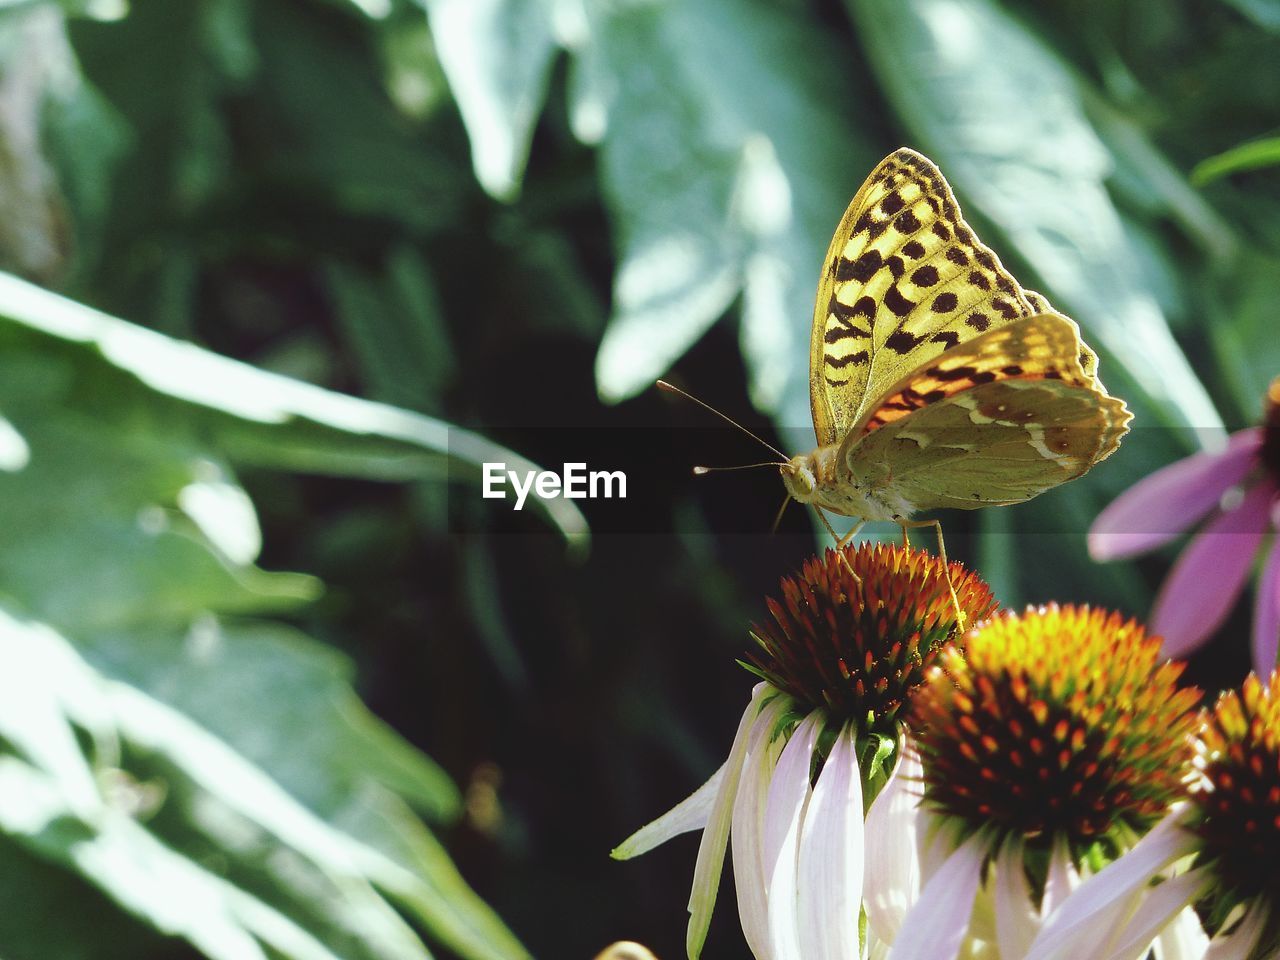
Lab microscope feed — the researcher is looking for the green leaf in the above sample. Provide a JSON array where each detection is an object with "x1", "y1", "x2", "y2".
[
  {"x1": 1207, "y1": 252, "x2": 1280, "y2": 421},
  {"x1": 425, "y1": 0, "x2": 560, "y2": 200},
  {"x1": 80, "y1": 619, "x2": 462, "y2": 824},
  {"x1": 0, "y1": 403, "x2": 319, "y2": 633},
  {"x1": 0, "y1": 270, "x2": 588, "y2": 547},
  {"x1": 0, "y1": 610, "x2": 397, "y2": 960},
  {"x1": 0, "y1": 272, "x2": 540, "y2": 959},
  {"x1": 0, "y1": 838, "x2": 159, "y2": 960},
  {"x1": 1218, "y1": 0, "x2": 1280, "y2": 31},
  {"x1": 1192, "y1": 136, "x2": 1280, "y2": 185},
  {"x1": 846, "y1": 0, "x2": 1224, "y2": 443},
  {"x1": 324, "y1": 248, "x2": 457, "y2": 414},
  {"x1": 0, "y1": 606, "x2": 532, "y2": 960},
  {"x1": 583, "y1": 0, "x2": 872, "y2": 422}
]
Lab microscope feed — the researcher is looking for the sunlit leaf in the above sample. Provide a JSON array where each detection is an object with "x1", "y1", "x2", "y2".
[
  {"x1": 425, "y1": 0, "x2": 560, "y2": 200},
  {"x1": 846, "y1": 0, "x2": 1224, "y2": 444},
  {"x1": 0, "y1": 270, "x2": 588, "y2": 547},
  {"x1": 584, "y1": 0, "x2": 870, "y2": 423}
]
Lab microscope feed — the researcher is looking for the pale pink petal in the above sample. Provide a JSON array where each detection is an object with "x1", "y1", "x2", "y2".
[
  {"x1": 1205, "y1": 904, "x2": 1268, "y2": 960},
  {"x1": 863, "y1": 743, "x2": 925, "y2": 945},
  {"x1": 1090, "y1": 429, "x2": 1263, "y2": 561},
  {"x1": 1151, "y1": 481, "x2": 1273, "y2": 659},
  {"x1": 1252, "y1": 528, "x2": 1280, "y2": 674},
  {"x1": 993, "y1": 839, "x2": 1038, "y2": 960},
  {"x1": 1024, "y1": 809, "x2": 1195, "y2": 960},
  {"x1": 1156, "y1": 905, "x2": 1210, "y2": 960},
  {"x1": 686, "y1": 683, "x2": 772, "y2": 959},
  {"x1": 732, "y1": 696, "x2": 789, "y2": 960},
  {"x1": 796, "y1": 726, "x2": 863, "y2": 960},
  {"x1": 763, "y1": 712, "x2": 822, "y2": 960},
  {"x1": 1040, "y1": 837, "x2": 1080, "y2": 918},
  {"x1": 886, "y1": 831, "x2": 985, "y2": 960},
  {"x1": 1095, "y1": 867, "x2": 1207, "y2": 960}
]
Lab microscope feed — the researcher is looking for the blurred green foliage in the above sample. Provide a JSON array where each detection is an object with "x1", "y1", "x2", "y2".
[{"x1": 0, "y1": 0, "x2": 1277, "y2": 957}]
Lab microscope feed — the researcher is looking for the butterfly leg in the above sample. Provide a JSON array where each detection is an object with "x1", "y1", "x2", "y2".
[
  {"x1": 814, "y1": 508, "x2": 864, "y2": 583},
  {"x1": 898, "y1": 518, "x2": 967, "y2": 631},
  {"x1": 770, "y1": 494, "x2": 791, "y2": 535}
]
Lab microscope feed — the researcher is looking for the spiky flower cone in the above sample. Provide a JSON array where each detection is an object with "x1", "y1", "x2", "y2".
[
  {"x1": 1193, "y1": 671, "x2": 1280, "y2": 943},
  {"x1": 745, "y1": 542, "x2": 996, "y2": 733},
  {"x1": 911, "y1": 604, "x2": 1201, "y2": 856}
]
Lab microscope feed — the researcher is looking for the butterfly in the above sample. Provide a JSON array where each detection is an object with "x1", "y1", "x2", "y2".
[{"x1": 662, "y1": 148, "x2": 1130, "y2": 583}]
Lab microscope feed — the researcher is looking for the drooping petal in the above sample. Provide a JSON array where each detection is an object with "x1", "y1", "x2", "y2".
[
  {"x1": 1151, "y1": 481, "x2": 1273, "y2": 659},
  {"x1": 687, "y1": 683, "x2": 772, "y2": 960},
  {"x1": 863, "y1": 742, "x2": 924, "y2": 945},
  {"x1": 886, "y1": 831, "x2": 986, "y2": 960},
  {"x1": 1094, "y1": 867, "x2": 1208, "y2": 960},
  {"x1": 1023, "y1": 809, "x2": 1195, "y2": 960},
  {"x1": 763, "y1": 712, "x2": 822, "y2": 960},
  {"x1": 1089, "y1": 429, "x2": 1263, "y2": 561},
  {"x1": 1155, "y1": 905, "x2": 1210, "y2": 960},
  {"x1": 612, "y1": 764, "x2": 727, "y2": 860},
  {"x1": 732, "y1": 696, "x2": 790, "y2": 960},
  {"x1": 796, "y1": 726, "x2": 863, "y2": 960},
  {"x1": 1252, "y1": 526, "x2": 1280, "y2": 674},
  {"x1": 993, "y1": 839, "x2": 1039, "y2": 960},
  {"x1": 1205, "y1": 904, "x2": 1268, "y2": 960}
]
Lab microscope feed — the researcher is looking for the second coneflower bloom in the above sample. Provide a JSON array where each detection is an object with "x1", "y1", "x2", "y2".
[
  {"x1": 877, "y1": 604, "x2": 1201, "y2": 960},
  {"x1": 612, "y1": 543, "x2": 995, "y2": 960}
]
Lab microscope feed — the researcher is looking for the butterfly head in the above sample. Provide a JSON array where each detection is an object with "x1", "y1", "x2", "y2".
[{"x1": 780, "y1": 454, "x2": 819, "y2": 504}]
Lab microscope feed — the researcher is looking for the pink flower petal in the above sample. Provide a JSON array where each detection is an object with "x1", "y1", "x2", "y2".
[
  {"x1": 1253, "y1": 532, "x2": 1280, "y2": 674},
  {"x1": 1089, "y1": 429, "x2": 1263, "y2": 561},
  {"x1": 1151, "y1": 481, "x2": 1273, "y2": 659}
]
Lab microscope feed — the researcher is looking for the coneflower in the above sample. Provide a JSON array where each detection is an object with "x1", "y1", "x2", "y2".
[
  {"x1": 1028, "y1": 670, "x2": 1280, "y2": 960},
  {"x1": 613, "y1": 542, "x2": 995, "y2": 960},
  {"x1": 874, "y1": 604, "x2": 1202, "y2": 960}
]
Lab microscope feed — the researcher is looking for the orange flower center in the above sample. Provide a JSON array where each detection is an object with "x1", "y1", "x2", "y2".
[
  {"x1": 911, "y1": 605, "x2": 1200, "y2": 855},
  {"x1": 745, "y1": 543, "x2": 996, "y2": 731},
  {"x1": 1194, "y1": 671, "x2": 1280, "y2": 915}
]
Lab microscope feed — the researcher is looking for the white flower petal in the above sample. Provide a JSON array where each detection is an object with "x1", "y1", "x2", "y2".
[
  {"x1": 763, "y1": 712, "x2": 822, "y2": 960},
  {"x1": 686, "y1": 683, "x2": 772, "y2": 960},
  {"x1": 732, "y1": 696, "x2": 790, "y2": 960},
  {"x1": 1040, "y1": 837, "x2": 1080, "y2": 918},
  {"x1": 611, "y1": 764, "x2": 726, "y2": 860},
  {"x1": 993, "y1": 839, "x2": 1039, "y2": 960},
  {"x1": 1095, "y1": 868, "x2": 1207, "y2": 960},
  {"x1": 864, "y1": 927, "x2": 891, "y2": 960},
  {"x1": 863, "y1": 741, "x2": 924, "y2": 945},
  {"x1": 1155, "y1": 905, "x2": 1210, "y2": 960},
  {"x1": 1024, "y1": 809, "x2": 1195, "y2": 960},
  {"x1": 1206, "y1": 904, "x2": 1268, "y2": 960},
  {"x1": 797, "y1": 726, "x2": 864, "y2": 960},
  {"x1": 886, "y1": 831, "x2": 986, "y2": 960}
]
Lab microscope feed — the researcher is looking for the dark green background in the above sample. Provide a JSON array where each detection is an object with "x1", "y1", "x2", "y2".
[{"x1": 0, "y1": 0, "x2": 1277, "y2": 957}]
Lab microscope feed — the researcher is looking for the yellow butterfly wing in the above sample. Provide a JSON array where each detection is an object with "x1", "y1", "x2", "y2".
[
  {"x1": 810, "y1": 148, "x2": 1079, "y2": 446},
  {"x1": 840, "y1": 314, "x2": 1130, "y2": 510}
]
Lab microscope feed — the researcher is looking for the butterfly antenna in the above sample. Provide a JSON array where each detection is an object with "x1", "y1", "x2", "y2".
[
  {"x1": 656, "y1": 380, "x2": 787, "y2": 460},
  {"x1": 692, "y1": 462, "x2": 786, "y2": 475}
]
